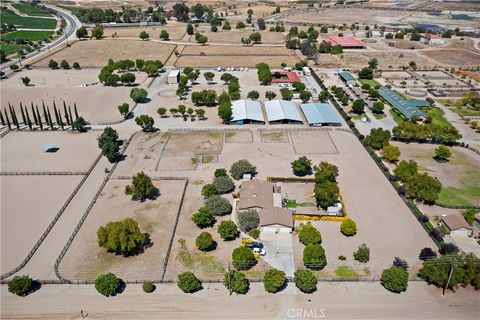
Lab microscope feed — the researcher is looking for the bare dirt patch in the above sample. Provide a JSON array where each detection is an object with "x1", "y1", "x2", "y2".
[
  {"x1": 103, "y1": 25, "x2": 186, "y2": 40},
  {"x1": 420, "y1": 49, "x2": 480, "y2": 67},
  {"x1": 454, "y1": 70, "x2": 480, "y2": 82},
  {"x1": 58, "y1": 179, "x2": 186, "y2": 280},
  {"x1": 157, "y1": 156, "x2": 198, "y2": 171},
  {"x1": 176, "y1": 55, "x2": 299, "y2": 68},
  {"x1": 1, "y1": 131, "x2": 99, "y2": 172},
  {"x1": 162, "y1": 131, "x2": 223, "y2": 156},
  {"x1": 192, "y1": 29, "x2": 284, "y2": 44},
  {"x1": 290, "y1": 130, "x2": 338, "y2": 154},
  {"x1": 1, "y1": 175, "x2": 82, "y2": 273},
  {"x1": 261, "y1": 130, "x2": 289, "y2": 143},
  {"x1": 35, "y1": 39, "x2": 176, "y2": 67},
  {"x1": 224, "y1": 130, "x2": 253, "y2": 143}
]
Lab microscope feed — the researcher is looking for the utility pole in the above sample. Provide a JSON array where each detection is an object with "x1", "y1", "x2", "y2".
[{"x1": 443, "y1": 257, "x2": 456, "y2": 296}]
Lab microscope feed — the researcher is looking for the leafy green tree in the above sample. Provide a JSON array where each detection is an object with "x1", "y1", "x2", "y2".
[
  {"x1": 265, "y1": 91, "x2": 277, "y2": 100},
  {"x1": 340, "y1": 218, "x2": 357, "y2": 236},
  {"x1": 294, "y1": 269, "x2": 317, "y2": 293},
  {"x1": 204, "y1": 71, "x2": 215, "y2": 83},
  {"x1": 205, "y1": 195, "x2": 232, "y2": 216},
  {"x1": 232, "y1": 246, "x2": 256, "y2": 270},
  {"x1": 224, "y1": 270, "x2": 250, "y2": 294},
  {"x1": 314, "y1": 180, "x2": 339, "y2": 209},
  {"x1": 303, "y1": 244, "x2": 327, "y2": 270},
  {"x1": 298, "y1": 222, "x2": 322, "y2": 245},
  {"x1": 76, "y1": 26, "x2": 88, "y2": 39},
  {"x1": 314, "y1": 162, "x2": 338, "y2": 183},
  {"x1": 372, "y1": 101, "x2": 384, "y2": 114},
  {"x1": 236, "y1": 21, "x2": 246, "y2": 29},
  {"x1": 196, "y1": 232, "x2": 214, "y2": 251},
  {"x1": 247, "y1": 90, "x2": 260, "y2": 100},
  {"x1": 218, "y1": 102, "x2": 232, "y2": 124},
  {"x1": 463, "y1": 209, "x2": 476, "y2": 226},
  {"x1": 157, "y1": 107, "x2": 167, "y2": 117},
  {"x1": 280, "y1": 88, "x2": 293, "y2": 100},
  {"x1": 95, "y1": 273, "x2": 121, "y2": 296},
  {"x1": 230, "y1": 159, "x2": 256, "y2": 180},
  {"x1": 60, "y1": 60, "x2": 69, "y2": 69},
  {"x1": 192, "y1": 206, "x2": 216, "y2": 228},
  {"x1": 214, "y1": 168, "x2": 227, "y2": 177},
  {"x1": 135, "y1": 115, "x2": 154, "y2": 131},
  {"x1": 217, "y1": 220, "x2": 239, "y2": 241},
  {"x1": 364, "y1": 128, "x2": 391, "y2": 150},
  {"x1": 124, "y1": 171, "x2": 155, "y2": 201},
  {"x1": 405, "y1": 173, "x2": 442, "y2": 203},
  {"x1": 21, "y1": 76, "x2": 30, "y2": 86},
  {"x1": 434, "y1": 145, "x2": 451, "y2": 161},
  {"x1": 143, "y1": 281, "x2": 155, "y2": 293},
  {"x1": 352, "y1": 99, "x2": 365, "y2": 114},
  {"x1": 291, "y1": 156, "x2": 312, "y2": 176},
  {"x1": 130, "y1": 88, "x2": 148, "y2": 103},
  {"x1": 91, "y1": 24, "x2": 104, "y2": 39},
  {"x1": 118, "y1": 103, "x2": 129, "y2": 118},
  {"x1": 8, "y1": 275, "x2": 33, "y2": 296},
  {"x1": 212, "y1": 175, "x2": 235, "y2": 194},
  {"x1": 358, "y1": 67, "x2": 373, "y2": 79},
  {"x1": 381, "y1": 266, "x2": 409, "y2": 293},
  {"x1": 222, "y1": 21, "x2": 231, "y2": 30},
  {"x1": 353, "y1": 243, "x2": 370, "y2": 263},
  {"x1": 256, "y1": 63, "x2": 272, "y2": 85},
  {"x1": 97, "y1": 218, "x2": 146, "y2": 255},
  {"x1": 381, "y1": 144, "x2": 400, "y2": 163},
  {"x1": 159, "y1": 30, "x2": 169, "y2": 40},
  {"x1": 48, "y1": 59, "x2": 58, "y2": 69},
  {"x1": 238, "y1": 209, "x2": 260, "y2": 232},
  {"x1": 121, "y1": 72, "x2": 136, "y2": 85},
  {"x1": 72, "y1": 117, "x2": 87, "y2": 131},
  {"x1": 394, "y1": 160, "x2": 418, "y2": 182},
  {"x1": 201, "y1": 183, "x2": 218, "y2": 198},
  {"x1": 263, "y1": 268, "x2": 286, "y2": 293},
  {"x1": 177, "y1": 272, "x2": 202, "y2": 293},
  {"x1": 299, "y1": 91, "x2": 311, "y2": 103},
  {"x1": 368, "y1": 58, "x2": 378, "y2": 69}
]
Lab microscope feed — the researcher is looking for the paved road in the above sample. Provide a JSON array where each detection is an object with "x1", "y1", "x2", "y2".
[{"x1": 0, "y1": 5, "x2": 81, "y2": 72}]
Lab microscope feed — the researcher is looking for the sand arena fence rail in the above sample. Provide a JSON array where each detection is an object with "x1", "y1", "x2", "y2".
[{"x1": 0, "y1": 171, "x2": 87, "y2": 175}]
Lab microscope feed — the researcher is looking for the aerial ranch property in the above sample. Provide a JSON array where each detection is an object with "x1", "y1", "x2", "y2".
[{"x1": 0, "y1": 0, "x2": 479, "y2": 319}]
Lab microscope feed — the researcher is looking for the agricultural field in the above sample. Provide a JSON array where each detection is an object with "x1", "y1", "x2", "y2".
[
  {"x1": 35, "y1": 39, "x2": 176, "y2": 67},
  {"x1": 11, "y1": 2, "x2": 54, "y2": 16},
  {"x1": 0, "y1": 8, "x2": 57, "y2": 29},
  {"x1": 0, "y1": 43, "x2": 27, "y2": 55},
  {"x1": 0, "y1": 31, "x2": 54, "y2": 42},
  {"x1": 420, "y1": 49, "x2": 480, "y2": 67},
  {"x1": 391, "y1": 142, "x2": 480, "y2": 207}
]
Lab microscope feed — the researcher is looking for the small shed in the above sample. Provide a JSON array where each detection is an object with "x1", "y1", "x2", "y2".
[
  {"x1": 339, "y1": 71, "x2": 357, "y2": 85},
  {"x1": 167, "y1": 70, "x2": 180, "y2": 84},
  {"x1": 42, "y1": 144, "x2": 57, "y2": 152}
]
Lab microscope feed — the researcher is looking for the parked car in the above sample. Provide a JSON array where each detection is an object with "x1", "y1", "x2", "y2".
[
  {"x1": 253, "y1": 247, "x2": 266, "y2": 256},
  {"x1": 245, "y1": 241, "x2": 263, "y2": 249}
]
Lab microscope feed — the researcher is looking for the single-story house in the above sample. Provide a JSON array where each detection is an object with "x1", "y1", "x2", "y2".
[
  {"x1": 300, "y1": 102, "x2": 341, "y2": 126},
  {"x1": 271, "y1": 71, "x2": 301, "y2": 84},
  {"x1": 339, "y1": 71, "x2": 357, "y2": 86},
  {"x1": 238, "y1": 179, "x2": 274, "y2": 211},
  {"x1": 441, "y1": 214, "x2": 473, "y2": 236},
  {"x1": 231, "y1": 99, "x2": 265, "y2": 124},
  {"x1": 264, "y1": 99, "x2": 303, "y2": 124},
  {"x1": 419, "y1": 33, "x2": 445, "y2": 45},
  {"x1": 167, "y1": 70, "x2": 180, "y2": 84},
  {"x1": 260, "y1": 207, "x2": 294, "y2": 233}
]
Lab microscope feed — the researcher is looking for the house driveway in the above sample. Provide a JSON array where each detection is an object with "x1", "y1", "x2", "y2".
[
  {"x1": 446, "y1": 234, "x2": 480, "y2": 258},
  {"x1": 259, "y1": 233, "x2": 295, "y2": 277}
]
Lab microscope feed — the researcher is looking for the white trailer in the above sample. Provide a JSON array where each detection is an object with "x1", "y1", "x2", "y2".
[{"x1": 302, "y1": 66, "x2": 311, "y2": 76}]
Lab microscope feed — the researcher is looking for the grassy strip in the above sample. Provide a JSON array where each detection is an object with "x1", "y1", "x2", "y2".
[
  {"x1": 335, "y1": 266, "x2": 359, "y2": 278},
  {"x1": 1, "y1": 30, "x2": 53, "y2": 41},
  {"x1": 11, "y1": 3, "x2": 53, "y2": 16},
  {"x1": 357, "y1": 78, "x2": 381, "y2": 88}
]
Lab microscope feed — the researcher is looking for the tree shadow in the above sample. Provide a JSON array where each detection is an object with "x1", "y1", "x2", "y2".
[{"x1": 120, "y1": 233, "x2": 153, "y2": 257}]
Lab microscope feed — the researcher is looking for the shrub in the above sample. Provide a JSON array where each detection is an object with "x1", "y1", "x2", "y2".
[
  {"x1": 393, "y1": 257, "x2": 409, "y2": 270},
  {"x1": 364, "y1": 128, "x2": 391, "y2": 150},
  {"x1": 439, "y1": 243, "x2": 459, "y2": 255},
  {"x1": 249, "y1": 228, "x2": 260, "y2": 239},
  {"x1": 434, "y1": 145, "x2": 451, "y2": 161},
  {"x1": 60, "y1": 59, "x2": 69, "y2": 69},
  {"x1": 143, "y1": 281, "x2": 155, "y2": 293},
  {"x1": 463, "y1": 209, "x2": 476, "y2": 226},
  {"x1": 223, "y1": 270, "x2": 250, "y2": 294},
  {"x1": 124, "y1": 171, "x2": 155, "y2": 201},
  {"x1": 419, "y1": 247, "x2": 437, "y2": 261},
  {"x1": 353, "y1": 243, "x2": 370, "y2": 263},
  {"x1": 196, "y1": 232, "x2": 214, "y2": 251},
  {"x1": 232, "y1": 246, "x2": 256, "y2": 270},
  {"x1": 48, "y1": 59, "x2": 58, "y2": 69},
  {"x1": 217, "y1": 220, "x2": 239, "y2": 240},
  {"x1": 381, "y1": 266, "x2": 409, "y2": 293},
  {"x1": 134, "y1": 115, "x2": 154, "y2": 131},
  {"x1": 214, "y1": 168, "x2": 227, "y2": 177},
  {"x1": 8, "y1": 275, "x2": 33, "y2": 296},
  {"x1": 298, "y1": 222, "x2": 322, "y2": 245},
  {"x1": 340, "y1": 218, "x2": 357, "y2": 236},
  {"x1": 303, "y1": 244, "x2": 327, "y2": 270},
  {"x1": 238, "y1": 209, "x2": 260, "y2": 232},
  {"x1": 381, "y1": 144, "x2": 400, "y2": 163},
  {"x1": 212, "y1": 175, "x2": 235, "y2": 194},
  {"x1": 201, "y1": 183, "x2": 218, "y2": 198},
  {"x1": 97, "y1": 218, "x2": 146, "y2": 255},
  {"x1": 95, "y1": 273, "x2": 122, "y2": 296},
  {"x1": 291, "y1": 156, "x2": 313, "y2": 176},
  {"x1": 230, "y1": 159, "x2": 256, "y2": 180},
  {"x1": 263, "y1": 268, "x2": 286, "y2": 293},
  {"x1": 338, "y1": 255, "x2": 347, "y2": 260},
  {"x1": 177, "y1": 272, "x2": 202, "y2": 293},
  {"x1": 73, "y1": 62, "x2": 80, "y2": 69},
  {"x1": 205, "y1": 195, "x2": 232, "y2": 216},
  {"x1": 130, "y1": 87, "x2": 148, "y2": 103},
  {"x1": 294, "y1": 269, "x2": 317, "y2": 293},
  {"x1": 191, "y1": 204, "x2": 216, "y2": 227}
]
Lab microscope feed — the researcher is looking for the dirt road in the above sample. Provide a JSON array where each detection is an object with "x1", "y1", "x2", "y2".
[{"x1": 1, "y1": 282, "x2": 478, "y2": 320}]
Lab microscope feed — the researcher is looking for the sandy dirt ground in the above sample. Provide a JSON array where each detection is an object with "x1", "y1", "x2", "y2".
[
  {"x1": 162, "y1": 131, "x2": 222, "y2": 155},
  {"x1": 419, "y1": 49, "x2": 480, "y2": 68},
  {"x1": 225, "y1": 130, "x2": 252, "y2": 143},
  {"x1": 102, "y1": 25, "x2": 186, "y2": 40},
  {"x1": 192, "y1": 28, "x2": 285, "y2": 44},
  {"x1": 0, "y1": 175, "x2": 82, "y2": 274},
  {"x1": 261, "y1": 130, "x2": 289, "y2": 143},
  {"x1": 1, "y1": 282, "x2": 478, "y2": 320},
  {"x1": 1, "y1": 131, "x2": 100, "y2": 172},
  {"x1": 290, "y1": 131, "x2": 338, "y2": 154},
  {"x1": 35, "y1": 39, "x2": 176, "y2": 67},
  {"x1": 58, "y1": 179, "x2": 185, "y2": 280}
]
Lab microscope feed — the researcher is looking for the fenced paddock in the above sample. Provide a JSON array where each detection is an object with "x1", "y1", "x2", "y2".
[
  {"x1": 260, "y1": 130, "x2": 290, "y2": 143},
  {"x1": 289, "y1": 130, "x2": 339, "y2": 154}
]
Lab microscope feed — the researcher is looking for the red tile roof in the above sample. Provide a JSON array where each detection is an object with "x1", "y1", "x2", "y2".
[
  {"x1": 419, "y1": 33, "x2": 441, "y2": 39},
  {"x1": 271, "y1": 71, "x2": 301, "y2": 83}
]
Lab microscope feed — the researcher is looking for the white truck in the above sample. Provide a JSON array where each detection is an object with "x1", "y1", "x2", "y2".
[{"x1": 302, "y1": 66, "x2": 311, "y2": 76}]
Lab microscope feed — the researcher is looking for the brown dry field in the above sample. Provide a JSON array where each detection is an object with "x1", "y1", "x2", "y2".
[
  {"x1": 58, "y1": 179, "x2": 186, "y2": 280},
  {"x1": 1, "y1": 175, "x2": 82, "y2": 274},
  {"x1": 35, "y1": 39, "x2": 176, "y2": 67},
  {"x1": 1, "y1": 85, "x2": 133, "y2": 124},
  {"x1": 181, "y1": 45, "x2": 291, "y2": 56},
  {"x1": 192, "y1": 28, "x2": 285, "y2": 44},
  {"x1": 316, "y1": 51, "x2": 432, "y2": 69},
  {"x1": 162, "y1": 131, "x2": 222, "y2": 155},
  {"x1": 1, "y1": 131, "x2": 99, "y2": 172},
  {"x1": 454, "y1": 70, "x2": 480, "y2": 82},
  {"x1": 235, "y1": 4, "x2": 279, "y2": 15},
  {"x1": 261, "y1": 130, "x2": 289, "y2": 143},
  {"x1": 285, "y1": 8, "x2": 405, "y2": 24},
  {"x1": 420, "y1": 49, "x2": 480, "y2": 67},
  {"x1": 102, "y1": 25, "x2": 186, "y2": 40},
  {"x1": 176, "y1": 55, "x2": 299, "y2": 67}
]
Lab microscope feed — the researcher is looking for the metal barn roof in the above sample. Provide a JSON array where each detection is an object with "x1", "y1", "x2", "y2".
[
  {"x1": 231, "y1": 99, "x2": 264, "y2": 123},
  {"x1": 339, "y1": 71, "x2": 356, "y2": 82},
  {"x1": 264, "y1": 100, "x2": 303, "y2": 122},
  {"x1": 300, "y1": 103, "x2": 341, "y2": 125},
  {"x1": 378, "y1": 87, "x2": 426, "y2": 119}
]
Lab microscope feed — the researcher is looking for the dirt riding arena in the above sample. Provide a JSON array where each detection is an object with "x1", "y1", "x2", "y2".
[
  {"x1": 1, "y1": 175, "x2": 82, "y2": 274},
  {"x1": 290, "y1": 130, "x2": 338, "y2": 154},
  {"x1": 58, "y1": 179, "x2": 186, "y2": 281},
  {"x1": 162, "y1": 131, "x2": 223, "y2": 156},
  {"x1": 35, "y1": 39, "x2": 176, "y2": 67},
  {"x1": 1, "y1": 131, "x2": 99, "y2": 173}
]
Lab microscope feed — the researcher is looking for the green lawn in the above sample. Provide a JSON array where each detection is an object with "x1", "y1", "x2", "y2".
[
  {"x1": 1, "y1": 43, "x2": 28, "y2": 55},
  {"x1": 423, "y1": 107, "x2": 451, "y2": 128},
  {"x1": 1, "y1": 30, "x2": 53, "y2": 41},
  {"x1": 389, "y1": 109, "x2": 406, "y2": 125},
  {"x1": 358, "y1": 78, "x2": 381, "y2": 88},
  {"x1": 373, "y1": 112, "x2": 387, "y2": 119},
  {"x1": 335, "y1": 266, "x2": 359, "y2": 278},
  {"x1": 1, "y1": 9, "x2": 57, "y2": 29},
  {"x1": 11, "y1": 3, "x2": 53, "y2": 16}
]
